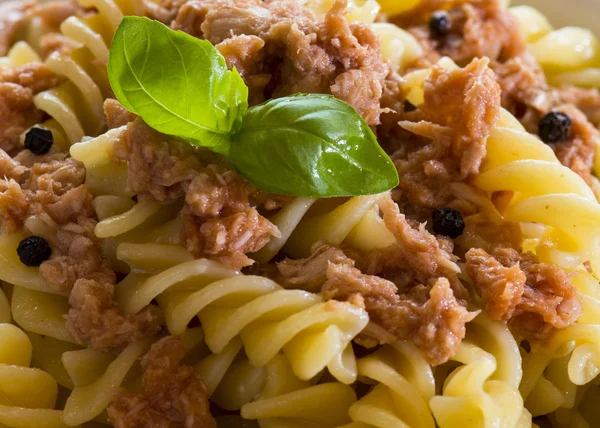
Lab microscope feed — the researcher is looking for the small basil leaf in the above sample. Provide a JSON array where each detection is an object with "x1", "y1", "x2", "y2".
[
  {"x1": 229, "y1": 94, "x2": 399, "y2": 197},
  {"x1": 108, "y1": 16, "x2": 248, "y2": 155}
]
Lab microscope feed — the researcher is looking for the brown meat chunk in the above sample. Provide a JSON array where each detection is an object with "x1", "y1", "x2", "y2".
[
  {"x1": 0, "y1": 149, "x2": 27, "y2": 180},
  {"x1": 355, "y1": 195, "x2": 466, "y2": 299},
  {"x1": 113, "y1": 119, "x2": 202, "y2": 202},
  {"x1": 0, "y1": 64, "x2": 59, "y2": 152},
  {"x1": 0, "y1": 151, "x2": 114, "y2": 290},
  {"x1": 394, "y1": 0, "x2": 525, "y2": 65},
  {"x1": 66, "y1": 278, "x2": 164, "y2": 349},
  {"x1": 39, "y1": 215, "x2": 116, "y2": 292},
  {"x1": 145, "y1": 0, "x2": 189, "y2": 24},
  {"x1": 401, "y1": 57, "x2": 501, "y2": 178},
  {"x1": 39, "y1": 33, "x2": 78, "y2": 58},
  {"x1": 185, "y1": 164, "x2": 256, "y2": 218},
  {"x1": 108, "y1": 336, "x2": 216, "y2": 428},
  {"x1": 465, "y1": 248, "x2": 525, "y2": 321},
  {"x1": 104, "y1": 99, "x2": 137, "y2": 129},
  {"x1": 549, "y1": 104, "x2": 600, "y2": 189},
  {"x1": 0, "y1": 179, "x2": 28, "y2": 233},
  {"x1": 277, "y1": 242, "x2": 354, "y2": 291},
  {"x1": 173, "y1": 0, "x2": 390, "y2": 125},
  {"x1": 0, "y1": 1, "x2": 35, "y2": 56},
  {"x1": 322, "y1": 262, "x2": 475, "y2": 365},
  {"x1": 27, "y1": 0, "x2": 79, "y2": 30},
  {"x1": 388, "y1": 58, "x2": 500, "y2": 217},
  {"x1": 215, "y1": 35, "x2": 269, "y2": 105},
  {"x1": 465, "y1": 247, "x2": 582, "y2": 340},
  {"x1": 182, "y1": 207, "x2": 280, "y2": 269},
  {"x1": 0, "y1": 152, "x2": 89, "y2": 234}
]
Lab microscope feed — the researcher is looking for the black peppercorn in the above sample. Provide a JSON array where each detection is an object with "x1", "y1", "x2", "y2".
[
  {"x1": 432, "y1": 208, "x2": 465, "y2": 238},
  {"x1": 403, "y1": 100, "x2": 417, "y2": 112},
  {"x1": 24, "y1": 126, "x2": 54, "y2": 155},
  {"x1": 429, "y1": 11, "x2": 452, "y2": 38},
  {"x1": 538, "y1": 112, "x2": 572, "y2": 144},
  {"x1": 17, "y1": 236, "x2": 52, "y2": 267}
]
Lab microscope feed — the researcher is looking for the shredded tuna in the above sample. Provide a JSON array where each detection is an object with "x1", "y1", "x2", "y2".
[
  {"x1": 108, "y1": 336, "x2": 216, "y2": 428},
  {"x1": 322, "y1": 262, "x2": 475, "y2": 365},
  {"x1": 548, "y1": 104, "x2": 600, "y2": 189},
  {"x1": 394, "y1": 0, "x2": 526, "y2": 65},
  {"x1": 387, "y1": 58, "x2": 500, "y2": 218},
  {"x1": 66, "y1": 278, "x2": 165, "y2": 349},
  {"x1": 465, "y1": 247, "x2": 582, "y2": 340},
  {"x1": 39, "y1": 33, "x2": 78, "y2": 58},
  {"x1": 215, "y1": 35, "x2": 269, "y2": 105},
  {"x1": 145, "y1": 0, "x2": 189, "y2": 24},
  {"x1": 185, "y1": 164, "x2": 256, "y2": 218},
  {"x1": 0, "y1": 179, "x2": 28, "y2": 233},
  {"x1": 0, "y1": 1, "x2": 35, "y2": 56},
  {"x1": 182, "y1": 207, "x2": 280, "y2": 269},
  {"x1": 0, "y1": 151, "x2": 114, "y2": 290},
  {"x1": 402, "y1": 58, "x2": 501, "y2": 177},
  {"x1": 113, "y1": 119, "x2": 202, "y2": 202},
  {"x1": 172, "y1": 0, "x2": 390, "y2": 124},
  {"x1": 0, "y1": 63, "x2": 59, "y2": 152},
  {"x1": 277, "y1": 241, "x2": 354, "y2": 291},
  {"x1": 353, "y1": 195, "x2": 466, "y2": 298},
  {"x1": 27, "y1": 0, "x2": 79, "y2": 30},
  {"x1": 103, "y1": 99, "x2": 137, "y2": 129},
  {"x1": 39, "y1": 215, "x2": 116, "y2": 292}
]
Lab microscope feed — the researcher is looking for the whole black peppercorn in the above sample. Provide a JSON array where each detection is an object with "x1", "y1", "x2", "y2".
[
  {"x1": 17, "y1": 236, "x2": 52, "y2": 267},
  {"x1": 432, "y1": 208, "x2": 465, "y2": 238},
  {"x1": 24, "y1": 126, "x2": 54, "y2": 155},
  {"x1": 538, "y1": 112, "x2": 572, "y2": 144},
  {"x1": 429, "y1": 11, "x2": 452, "y2": 38},
  {"x1": 403, "y1": 100, "x2": 417, "y2": 112}
]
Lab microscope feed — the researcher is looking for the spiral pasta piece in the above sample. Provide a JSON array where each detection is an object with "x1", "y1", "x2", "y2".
[
  {"x1": 240, "y1": 354, "x2": 357, "y2": 427},
  {"x1": 509, "y1": 5, "x2": 600, "y2": 88},
  {"x1": 62, "y1": 340, "x2": 148, "y2": 426},
  {"x1": 32, "y1": 0, "x2": 144, "y2": 146},
  {"x1": 341, "y1": 341, "x2": 436, "y2": 428},
  {"x1": 114, "y1": 243, "x2": 368, "y2": 384},
  {"x1": 430, "y1": 315, "x2": 530, "y2": 428},
  {"x1": 0, "y1": 323, "x2": 70, "y2": 428}
]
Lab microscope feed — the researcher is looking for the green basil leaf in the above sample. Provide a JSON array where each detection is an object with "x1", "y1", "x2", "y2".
[
  {"x1": 229, "y1": 94, "x2": 399, "y2": 197},
  {"x1": 108, "y1": 16, "x2": 248, "y2": 155}
]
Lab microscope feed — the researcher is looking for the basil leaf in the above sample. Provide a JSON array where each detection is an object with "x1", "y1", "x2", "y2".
[
  {"x1": 108, "y1": 16, "x2": 248, "y2": 155},
  {"x1": 229, "y1": 94, "x2": 399, "y2": 197}
]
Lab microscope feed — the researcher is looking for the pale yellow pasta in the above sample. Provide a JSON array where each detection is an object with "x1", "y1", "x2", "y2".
[
  {"x1": 115, "y1": 251, "x2": 368, "y2": 384},
  {"x1": 305, "y1": 0, "x2": 380, "y2": 23},
  {"x1": 0, "y1": 41, "x2": 41, "y2": 68},
  {"x1": 510, "y1": 5, "x2": 600, "y2": 89},
  {"x1": 430, "y1": 316, "x2": 530, "y2": 428},
  {"x1": 372, "y1": 23, "x2": 424, "y2": 71},
  {"x1": 0, "y1": 324, "x2": 70, "y2": 428},
  {"x1": 341, "y1": 341, "x2": 436, "y2": 428},
  {"x1": 62, "y1": 340, "x2": 148, "y2": 426},
  {"x1": 241, "y1": 354, "x2": 357, "y2": 427},
  {"x1": 31, "y1": 0, "x2": 144, "y2": 145}
]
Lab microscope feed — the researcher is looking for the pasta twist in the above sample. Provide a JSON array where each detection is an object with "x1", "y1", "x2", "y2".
[
  {"x1": 61, "y1": 340, "x2": 148, "y2": 426},
  {"x1": 509, "y1": 5, "x2": 600, "y2": 89},
  {"x1": 32, "y1": 0, "x2": 144, "y2": 148},
  {"x1": 115, "y1": 243, "x2": 369, "y2": 384},
  {"x1": 239, "y1": 354, "x2": 357, "y2": 428},
  {"x1": 340, "y1": 341, "x2": 436, "y2": 428},
  {"x1": 430, "y1": 315, "x2": 531, "y2": 428},
  {"x1": 0, "y1": 323, "x2": 70, "y2": 428}
]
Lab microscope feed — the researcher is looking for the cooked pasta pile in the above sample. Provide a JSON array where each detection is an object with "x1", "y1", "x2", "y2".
[{"x1": 2, "y1": 0, "x2": 600, "y2": 427}]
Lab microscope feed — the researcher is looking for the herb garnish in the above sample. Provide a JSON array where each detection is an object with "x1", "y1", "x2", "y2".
[{"x1": 108, "y1": 17, "x2": 398, "y2": 197}]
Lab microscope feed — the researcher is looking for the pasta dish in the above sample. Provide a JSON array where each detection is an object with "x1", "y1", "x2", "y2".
[{"x1": 2, "y1": 0, "x2": 600, "y2": 426}]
